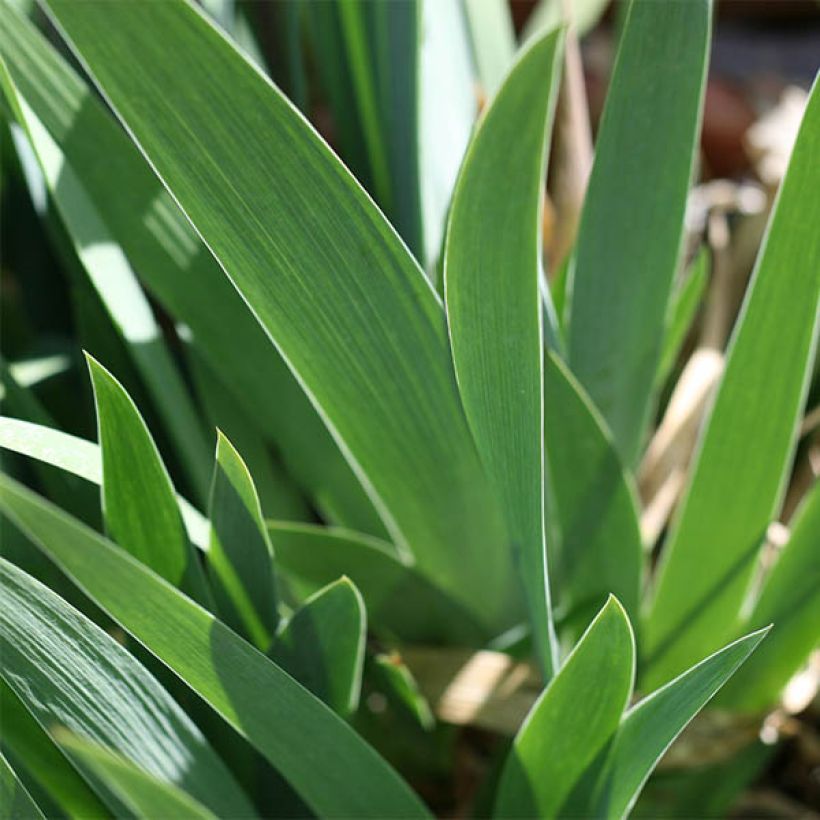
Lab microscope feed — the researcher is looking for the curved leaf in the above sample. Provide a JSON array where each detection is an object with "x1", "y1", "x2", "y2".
[
  {"x1": 0, "y1": 476, "x2": 430, "y2": 819},
  {"x1": 444, "y1": 30, "x2": 564, "y2": 675}
]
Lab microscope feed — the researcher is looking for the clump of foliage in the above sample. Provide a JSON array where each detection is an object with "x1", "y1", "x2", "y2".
[{"x1": 0, "y1": 0, "x2": 818, "y2": 817}]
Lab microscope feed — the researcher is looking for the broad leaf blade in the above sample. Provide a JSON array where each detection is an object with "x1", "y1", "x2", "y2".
[
  {"x1": 717, "y1": 482, "x2": 820, "y2": 712},
  {"x1": 270, "y1": 578, "x2": 366, "y2": 717},
  {"x1": 55, "y1": 735, "x2": 216, "y2": 820},
  {"x1": 563, "y1": 629, "x2": 768, "y2": 818},
  {"x1": 0, "y1": 476, "x2": 430, "y2": 819},
  {"x1": 42, "y1": 0, "x2": 513, "y2": 629},
  {"x1": 207, "y1": 431, "x2": 279, "y2": 650},
  {"x1": 444, "y1": 31, "x2": 564, "y2": 675},
  {"x1": 644, "y1": 79, "x2": 820, "y2": 688},
  {"x1": 544, "y1": 353, "x2": 642, "y2": 627},
  {"x1": 0, "y1": 751, "x2": 45, "y2": 820},
  {"x1": 0, "y1": 5, "x2": 386, "y2": 539},
  {"x1": 87, "y1": 356, "x2": 211, "y2": 604},
  {"x1": 566, "y1": 0, "x2": 711, "y2": 463},
  {"x1": 494, "y1": 597, "x2": 635, "y2": 818},
  {"x1": 270, "y1": 522, "x2": 487, "y2": 645},
  {"x1": 0, "y1": 557, "x2": 254, "y2": 818}
]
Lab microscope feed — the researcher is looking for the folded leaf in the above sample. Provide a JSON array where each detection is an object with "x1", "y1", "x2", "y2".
[
  {"x1": 717, "y1": 482, "x2": 820, "y2": 712},
  {"x1": 1, "y1": 679, "x2": 109, "y2": 819},
  {"x1": 644, "y1": 78, "x2": 820, "y2": 688},
  {"x1": 566, "y1": 0, "x2": 711, "y2": 463},
  {"x1": 270, "y1": 578, "x2": 365, "y2": 717},
  {"x1": 87, "y1": 356, "x2": 211, "y2": 606},
  {"x1": 0, "y1": 4, "x2": 386, "y2": 539},
  {"x1": 494, "y1": 597, "x2": 635, "y2": 818},
  {"x1": 0, "y1": 557, "x2": 254, "y2": 818},
  {"x1": 0, "y1": 476, "x2": 430, "y2": 818},
  {"x1": 55, "y1": 734, "x2": 216, "y2": 820},
  {"x1": 544, "y1": 352, "x2": 642, "y2": 626},
  {"x1": 42, "y1": 0, "x2": 513, "y2": 629},
  {"x1": 270, "y1": 521, "x2": 486, "y2": 645},
  {"x1": 562, "y1": 628, "x2": 768, "y2": 818},
  {"x1": 0, "y1": 751, "x2": 44, "y2": 820},
  {"x1": 445, "y1": 30, "x2": 564, "y2": 675},
  {"x1": 207, "y1": 431, "x2": 279, "y2": 650}
]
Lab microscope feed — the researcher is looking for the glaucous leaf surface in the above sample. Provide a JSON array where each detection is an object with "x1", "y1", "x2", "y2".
[
  {"x1": 0, "y1": 476, "x2": 430, "y2": 818},
  {"x1": 207, "y1": 431, "x2": 278, "y2": 650},
  {"x1": 494, "y1": 597, "x2": 635, "y2": 818},
  {"x1": 41, "y1": 0, "x2": 514, "y2": 630},
  {"x1": 445, "y1": 30, "x2": 564, "y2": 675},
  {"x1": 269, "y1": 578, "x2": 366, "y2": 717},
  {"x1": 566, "y1": 0, "x2": 711, "y2": 463},
  {"x1": 0, "y1": 557, "x2": 253, "y2": 818},
  {"x1": 644, "y1": 78, "x2": 820, "y2": 689}
]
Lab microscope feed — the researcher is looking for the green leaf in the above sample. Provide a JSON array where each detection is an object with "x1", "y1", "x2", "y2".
[
  {"x1": 717, "y1": 482, "x2": 820, "y2": 712},
  {"x1": 566, "y1": 0, "x2": 711, "y2": 464},
  {"x1": 1, "y1": 679, "x2": 110, "y2": 819},
  {"x1": 444, "y1": 31, "x2": 564, "y2": 675},
  {"x1": 0, "y1": 415, "x2": 209, "y2": 549},
  {"x1": 87, "y1": 355, "x2": 211, "y2": 606},
  {"x1": 494, "y1": 597, "x2": 635, "y2": 818},
  {"x1": 0, "y1": 751, "x2": 45, "y2": 820},
  {"x1": 270, "y1": 522, "x2": 486, "y2": 645},
  {"x1": 207, "y1": 431, "x2": 279, "y2": 650},
  {"x1": 270, "y1": 578, "x2": 365, "y2": 717},
  {"x1": 544, "y1": 352, "x2": 642, "y2": 627},
  {"x1": 524, "y1": 0, "x2": 610, "y2": 41},
  {"x1": 55, "y1": 734, "x2": 217, "y2": 820},
  {"x1": 0, "y1": 4, "x2": 386, "y2": 539},
  {"x1": 0, "y1": 476, "x2": 430, "y2": 818},
  {"x1": 462, "y1": 0, "x2": 516, "y2": 99},
  {"x1": 42, "y1": 0, "x2": 514, "y2": 629},
  {"x1": 643, "y1": 79, "x2": 820, "y2": 689},
  {"x1": 0, "y1": 556, "x2": 254, "y2": 818},
  {"x1": 562, "y1": 628, "x2": 768, "y2": 818},
  {"x1": 656, "y1": 248, "x2": 709, "y2": 389},
  {"x1": 1, "y1": 61, "x2": 212, "y2": 503}
]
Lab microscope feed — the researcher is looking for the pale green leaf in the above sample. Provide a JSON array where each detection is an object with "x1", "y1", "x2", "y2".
[
  {"x1": 55, "y1": 734, "x2": 217, "y2": 820},
  {"x1": 562, "y1": 628, "x2": 768, "y2": 818},
  {"x1": 270, "y1": 578, "x2": 365, "y2": 717},
  {"x1": 207, "y1": 431, "x2": 278, "y2": 650},
  {"x1": 544, "y1": 352, "x2": 642, "y2": 627},
  {"x1": 461, "y1": 0, "x2": 516, "y2": 99},
  {"x1": 494, "y1": 597, "x2": 635, "y2": 818},
  {"x1": 567, "y1": 0, "x2": 711, "y2": 463},
  {"x1": 644, "y1": 79, "x2": 820, "y2": 689},
  {"x1": 0, "y1": 476, "x2": 430, "y2": 818},
  {"x1": 0, "y1": 556, "x2": 254, "y2": 818},
  {"x1": 445, "y1": 31, "x2": 564, "y2": 675},
  {"x1": 42, "y1": 0, "x2": 514, "y2": 629}
]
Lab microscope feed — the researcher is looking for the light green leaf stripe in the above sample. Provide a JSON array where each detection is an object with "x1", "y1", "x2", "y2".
[
  {"x1": 0, "y1": 750, "x2": 45, "y2": 820},
  {"x1": 0, "y1": 4, "x2": 386, "y2": 539},
  {"x1": 644, "y1": 78, "x2": 820, "y2": 689},
  {"x1": 0, "y1": 416, "x2": 209, "y2": 548},
  {"x1": 55, "y1": 734, "x2": 217, "y2": 820},
  {"x1": 42, "y1": 0, "x2": 513, "y2": 629},
  {"x1": 270, "y1": 578, "x2": 366, "y2": 717},
  {"x1": 1, "y1": 679, "x2": 110, "y2": 819},
  {"x1": 0, "y1": 557, "x2": 254, "y2": 818},
  {"x1": 562, "y1": 628, "x2": 768, "y2": 819},
  {"x1": 494, "y1": 597, "x2": 635, "y2": 818},
  {"x1": 567, "y1": 0, "x2": 711, "y2": 464},
  {"x1": 0, "y1": 63, "x2": 212, "y2": 503},
  {"x1": 717, "y1": 482, "x2": 820, "y2": 712},
  {"x1": 87, "y1": 356, "x2": 212, "y2": 606},
  {"x1": 544, "y1": 352, "x2": 642, "y2": 626},
  {"x1": 0, "y1": 476, "x2": 430, "y2": 819},
  {"x1": 207, "y1": 432, "x2": 279, "y2": 650},
  {"x1": 444, "y1": 31, "x2": 564, "y2": 676}
]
